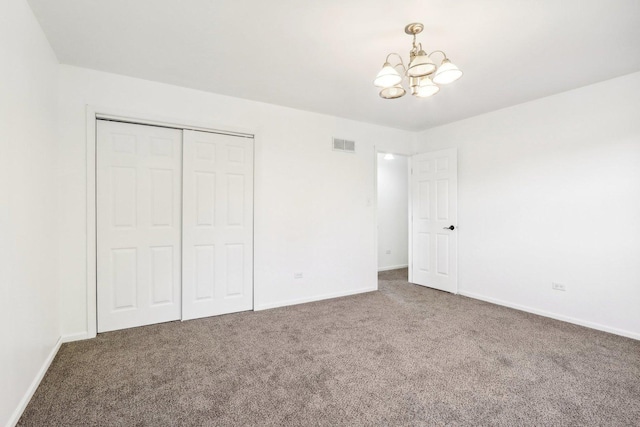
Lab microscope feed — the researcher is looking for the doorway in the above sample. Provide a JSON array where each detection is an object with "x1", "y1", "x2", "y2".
[
  {"x1": 376, "y1": 149, "x2": 458, "y2": 293},
  {"x1": 377, "y1": 152, "x2": 409, "y2": 272}
]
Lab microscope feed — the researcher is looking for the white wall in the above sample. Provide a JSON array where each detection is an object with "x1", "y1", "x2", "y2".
[
  {"x1": 377, "y1": 154, "x2": 409, "y2": 271},
  {"x1": 0, "y1": 1, "x2": 61, "y2": 425},
  {"x1": 57, "y1": 65, "x2": 414, "y2": 337},
  {"x1": 414, "y1": 72, "x2": 640, "y2": 339}
]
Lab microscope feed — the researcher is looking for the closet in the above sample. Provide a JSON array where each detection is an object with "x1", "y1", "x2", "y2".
[{"x1": 96, "y1": 120, "x2": 254, "y2": 333}]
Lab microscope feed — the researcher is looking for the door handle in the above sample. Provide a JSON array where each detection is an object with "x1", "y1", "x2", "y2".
[{"x1": 443, "y1": 225, "x2": 455, "y2": 230}]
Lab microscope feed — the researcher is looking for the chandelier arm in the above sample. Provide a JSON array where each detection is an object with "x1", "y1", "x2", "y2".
[
  {"x1": 427, "y1": 50, "x2": 448, "y2": 60},
  {"x1": 385, "y1": 53, "x2": 407, "y2": 72},
  {"x1": 393, "y1": 62, "x2": 407, "y2": 74},
  {"x1": 385, "y1": 52, "x2": 402, "y2": 63}
]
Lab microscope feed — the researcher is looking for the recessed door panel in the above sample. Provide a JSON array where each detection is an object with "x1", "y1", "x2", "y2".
[
  {"x1": 97, "y1": 120, "x2": 182, "y2": 332},
  {"x1": 151, "y1": 169, "x2": 174, "y2": 227},
  {"x1": 150, "y1": 137, "x2": 174, "y2": 157},
  {"x1": 226, "y1": 244, "x2": 244, "y2": 297},
  {"x1": 196, "y1": 142, "x2": 215, "y2": 161},
  {"x1": 436, "y1": 157, "x2": 449, "y2": 172},
  {"x1": 112, "y1": 248, "x2": 137, "y2": 310},
  {"x1": 112, "y1": 133, "x2": 136, "y2": 154},
  {"x1": 417, "y1": 233, "x2": 430, "y2": 273},
  {"x1": 195, "y1": 245, "x2": 215, "y2": 300},
  {"x1": 228, "y1": 146, "x2": 244, "y2": 165},
  {"x1": 196, "y1": 172, "x2": 216, "y2": 226},
  {"x1": 418, "y1": 180, "x2": 430, "y2": 220},
  {"x1": 227, "y1": 174, "x2": 244, "y2": 226},
  {"x1": 436, "y1": 234, "x2": 449, "y2": 276},
  {"x1": 112, "y1": 167, "x2": 136, "y2": 228},
  {"x1": 150, "y1": 246, "x2": 174, "y2": 305},
  {"x1": 182, "y1": 130, "x2": 254, "y2": 320},
  {"x1": 436, "y1": 179, "x2": 449, "y2": 220}
]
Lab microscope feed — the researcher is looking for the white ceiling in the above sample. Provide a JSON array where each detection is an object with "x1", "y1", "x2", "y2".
[{"x1": 28, "y1": 0, "x2": 640, "y2": 131}]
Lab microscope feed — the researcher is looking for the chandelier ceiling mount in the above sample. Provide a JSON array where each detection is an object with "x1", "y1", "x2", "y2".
[{"x1": 404, "y1": 22, "x2": 424, "y2": 35}]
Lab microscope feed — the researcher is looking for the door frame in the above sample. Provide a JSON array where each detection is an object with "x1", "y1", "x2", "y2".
[{"x1": 85, "y1": 105, "x2": 256, "y2": 338}]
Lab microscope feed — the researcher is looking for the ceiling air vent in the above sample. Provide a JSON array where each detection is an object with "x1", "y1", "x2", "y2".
[{"x1": 332, "y1": 137, "x2": 356, "y2": 153}]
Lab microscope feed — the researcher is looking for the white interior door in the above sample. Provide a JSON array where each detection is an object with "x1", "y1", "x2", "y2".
[
  {"x1": 410, "y1": 148, "x2": 458, "y2": 293},
  {"x1": 182, "y1": 130, "x2": 254, "y2": 320},
  {"x1": 97, "y1": 120, "x2": 182, "y2": 332}
]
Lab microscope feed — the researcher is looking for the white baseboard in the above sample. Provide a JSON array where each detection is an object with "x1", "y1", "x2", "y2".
[
  {"x1": 62, "y1": 332, "x2": 90, "y2": 343},
  {"x1": 8, "y1": 336, "x2": 62, "y2": 427},
  {"x1": 255, "y1": 287, "x2": 377, "y2": 311},
  {"x1": 378, "y1": 264, "x2": 408, "y2": 272},
  {"x1": 459, "y1": 290, "x2": 640, "y2": 341}
]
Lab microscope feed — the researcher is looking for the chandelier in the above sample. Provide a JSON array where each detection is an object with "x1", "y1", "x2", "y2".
[{"x1": 374, "y1": 23, "x2": 463, "y2": 99}]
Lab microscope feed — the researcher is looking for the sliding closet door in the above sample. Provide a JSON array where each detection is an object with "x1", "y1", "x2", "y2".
[
  {"x1": 97, "y1": 120, "x2": 182, "y2": 332},
  {"x1": 182, "y1": 130, "x2": 254, "y2": 320}
]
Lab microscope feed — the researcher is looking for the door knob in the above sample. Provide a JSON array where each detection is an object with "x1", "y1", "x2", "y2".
[{"x1": 443, "y1": 225, "x2": 455, "y2": 230}]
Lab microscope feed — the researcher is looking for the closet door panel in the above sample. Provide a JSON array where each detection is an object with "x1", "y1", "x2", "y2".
[
  {"x1": 182, "y1": 130, "x2": 253, "y2": 320},
  {"x1": 97, "y1": 120, "x2": 182, "y2": 332}
]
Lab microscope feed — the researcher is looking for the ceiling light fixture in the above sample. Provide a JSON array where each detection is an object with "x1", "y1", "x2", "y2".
[{"x1": 374, "y1": 23, "x2": 462, "y2": 99}]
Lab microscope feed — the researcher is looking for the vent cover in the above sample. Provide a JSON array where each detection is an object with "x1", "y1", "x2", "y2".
[{"x1": 332, "y1": 137, "x2": 356, "y2": 153}]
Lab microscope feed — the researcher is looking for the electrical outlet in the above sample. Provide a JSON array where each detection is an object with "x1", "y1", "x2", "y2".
[
  {"x1": 552, "y1": 282, "x2": 566, "y2": 292},
  {"x1": 294, "y1": 272, "x2": 303, "y2": 279},
  {"x1": 386, "y1": 250, "x2": 391, "y2": 254}
]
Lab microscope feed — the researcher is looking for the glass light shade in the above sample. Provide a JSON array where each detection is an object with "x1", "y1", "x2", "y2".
[
  {"x1": 415, "y1": 78, "x2": 440, "y2": 97},
  {"x1": 374, "y1": 63, "x2": 402, "y2": 88},
  {"x1": 379, "y1": 84, "x2": 406, "y2": 99},
  {"x1": 407, "y1": 51, "x2": 436, "y2": 77},
  {"x1": 432, "y1": 59, "x2": 463, "y2": 85}
]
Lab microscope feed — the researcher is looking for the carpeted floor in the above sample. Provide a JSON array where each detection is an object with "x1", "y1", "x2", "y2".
[{"x1": 19, "y1": 268, "x2": 640, "y2": 426}]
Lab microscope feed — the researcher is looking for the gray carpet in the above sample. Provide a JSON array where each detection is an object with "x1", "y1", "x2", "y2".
[{"x1": 19, "y1": 268, "x2": 640, "y2": 426}]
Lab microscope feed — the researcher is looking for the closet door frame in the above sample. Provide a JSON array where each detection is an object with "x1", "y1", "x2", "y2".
[{"x1": 84, "y1": 105, "x2": 255, "y2": 340}]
